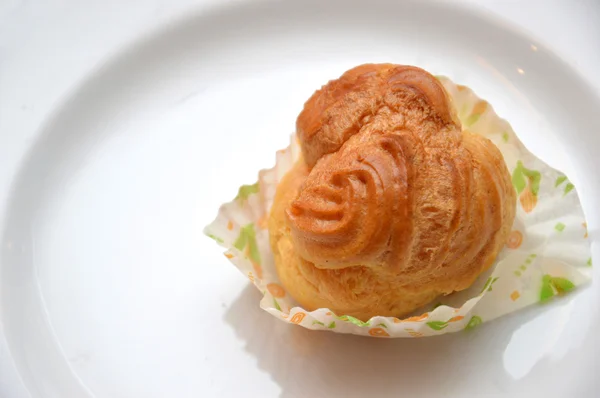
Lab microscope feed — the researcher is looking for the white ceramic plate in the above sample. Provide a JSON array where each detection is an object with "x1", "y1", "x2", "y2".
[{"x1": 1, "y1": 0, "x2": 600, "y2": 397}]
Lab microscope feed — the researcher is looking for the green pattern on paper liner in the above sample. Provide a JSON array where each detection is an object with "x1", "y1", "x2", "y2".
[
  {"x1": 555, "y1": 222, "x2": 566, "y2": 232},
  {"x1": 328, "y1": 321, "x2": 336, "y2": 329},
  {"x1": 207, "y1": 233, "x2": 224, "y2": 243},
  {"x1": 465, "y1": 114, "x2": 481, "y2": 127},
  {"x1": 459, "y1": 103, "x2": 470, "y2": 121},
  {"x1": 540, "y1": 274, "x2": 575, "y2": 302},
  {"x1": 427, "y1": 321, "x2": 449, "y2": 331},
  {"x1": 555, "y1": 175, "x2": 567, "y2": 187},
  {"x1": 564, "y1": 183, "x2": 575, "y2": 196},
  {"x1": 480, "y1": 276, "x2": 499, "y2": 294},
  {"x1": 465, "y1": 316, "x2": 483, "y2": 331},
  {"x1": 426, "y1": 314, "x2": 469, "y2": 331},
  {"x1": 514, "y1": 253, "x2": 537, "y2": 277},
  {"x1": 312, "y1": 320, "x2": 325, "y2": 326},
  {"x1": 513, "y1": 161, "x2": 541, "y2": 212},
  {"x1": 588, "y1": 258, "x2": 593, "y2": 267},
  {"x1": 512, "y1": 161, "x2": 541, "y2": 195},
  {"x1": 465, "y1": 100, "x2": 488, "y2": 127},
  {"x1": 235, "y1": 182, "x2": 259, "y2": 201},
  {"x1": 234, "y1": 223, "x2": 261, "y2": 265},
  {"x1": 273, "y1": 298, "x2": 282, "y2": 311},
  {"x1": 554, "y1": 175, "x2": 575, "y2": 196},
  {"x1": 337, "y1": 315, "x2": 370, "y2": 327},
  {"x1": 502, "y1": 132, "x2": 509, "y2": 143}
]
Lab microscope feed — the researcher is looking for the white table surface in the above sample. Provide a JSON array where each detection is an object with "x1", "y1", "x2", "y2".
[{"x1": 1, "y1": 0, "x2": 599, "y2": 396}]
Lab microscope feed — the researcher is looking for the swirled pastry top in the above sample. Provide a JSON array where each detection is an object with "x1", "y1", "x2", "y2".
[{"x1": 285, "y1": 64, "x2": 515, "y2": 289}]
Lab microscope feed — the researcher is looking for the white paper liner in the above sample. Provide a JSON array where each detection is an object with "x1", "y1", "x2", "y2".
[{"x1": 205, "y1": 77, "x2": 592, "y2": 338}]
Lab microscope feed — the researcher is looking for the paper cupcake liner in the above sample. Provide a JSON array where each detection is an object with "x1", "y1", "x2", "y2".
[{"x1": 205, "y1": 77, "x2": 592, "y2": 338}]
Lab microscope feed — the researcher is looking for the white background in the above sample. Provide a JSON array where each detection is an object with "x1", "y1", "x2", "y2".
[{"x1": 1, "y1": 0, "x2": 599, "y2": 397}]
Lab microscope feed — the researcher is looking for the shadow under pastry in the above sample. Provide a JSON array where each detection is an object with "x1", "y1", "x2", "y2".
[{"x1": 224, "y1": 283, "x2": 584, "y2": 397}]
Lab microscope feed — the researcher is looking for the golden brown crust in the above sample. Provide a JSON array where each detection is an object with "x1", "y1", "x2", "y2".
[{"x1": 270, "y1": 64, "x2": 516, "y2": 320}]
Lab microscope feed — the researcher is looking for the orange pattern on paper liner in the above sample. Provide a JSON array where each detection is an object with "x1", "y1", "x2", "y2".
[
  {"x1": 248, "y1": 272, "x2": 254, "y2": 283},
  {"x1": 224, "y1": 253, "x2": 234, "y2": 259},
  {"x1": 290, "y1": 312, "x2": 306, "y2": 324},
  {"x1": 520, "y1": 189, "x2": 537, "y2": 213},
  {"x1": 405, "y1": 328, "x2": 424, "y2": 338},
  {"x1": 510, "y1": 290, "x2": 520, "y2": 301},
  {"x1": 583, "y1": 223, "x2": 588, "y2": 238},
  {"x1": 464, "y1": 100, "x2": 489, "y2": 126},
  {"x1": 506, "y1": 230, "x2": 523, "y2": 249},
  {"x1": 513, "y1": 161, "x2": 540, "y2": 213},
  {"x1": 399, "y1": 313, "x2": 429, "y2": 322},
  {"x1": 267, "y1": 283, "x2": 286, "y2": 298},
  {"x1": 368, "y1": 328, "x2": 390, "y2": 337},
  {"x1": 253, "y1": 263, "x2": 263, "y2": 279},
  {"x1": 472, "y1": 100, "x2": 488, "y2": 115},
  {"x1": 227, "y1": 220, "x2": 233, "y2": 231},
  {"x1": 257, "y1": 215, "x2": 268, "y2": 230},
  {"x1": 448, "y1": 316, "x2": 464, "y2": 323}
]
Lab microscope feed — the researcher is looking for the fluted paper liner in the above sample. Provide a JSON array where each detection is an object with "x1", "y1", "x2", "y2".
[{"x1": 205, "y1": 77, "x2": 592, "y2": 337}]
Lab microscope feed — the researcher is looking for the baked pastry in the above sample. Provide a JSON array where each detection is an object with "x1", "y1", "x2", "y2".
[{"x1": 268, "y1": 64, "x2": 516, "y2": 321}]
